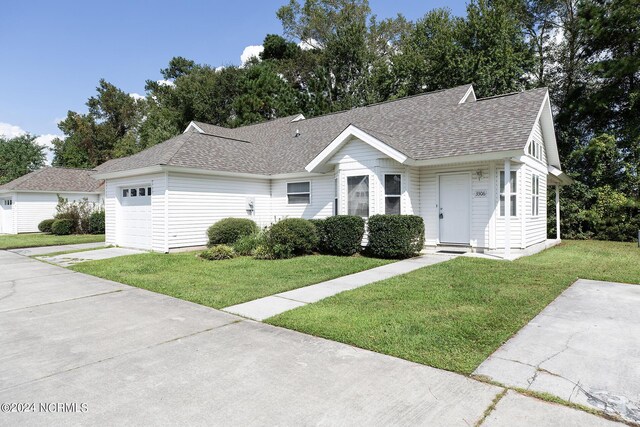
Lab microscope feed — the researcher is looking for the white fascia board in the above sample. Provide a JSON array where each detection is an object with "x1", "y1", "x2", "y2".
[
  {"x1": 0, "y1": 190, "x2": 102, "y2": 195},
  {"x1": 184, "y1": 121, "x2": 205, "y2": 133},
  {"x1": 459, "y1": 85, "x2": 476, "y2": 103},
  {"x1": 92, "y1": 165, "x2": 164, "y2": 180},
  {"x1": 164, "y1": 166, "x2": 326, "y2": 180},
  {"x1": 305, "y1": 124, "x2": 409, "y2": 173},
  {"x1": 412, "y1": 149, "x2": 523, "y2": 167},
  {"x1": 527, "y1": 91, "x2": 561, "y2": 169},
  {"x1": 548, "y1": 165, "x2": 574, "y2": 185}
]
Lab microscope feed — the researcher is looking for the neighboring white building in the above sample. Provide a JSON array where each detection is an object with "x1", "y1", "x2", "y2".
[
  {"x1": 93, "y1": 84, "x2": 572, "y2": 256},
  {"x1": 0, "y1": 167, "x2": 104, "y2": 234}
]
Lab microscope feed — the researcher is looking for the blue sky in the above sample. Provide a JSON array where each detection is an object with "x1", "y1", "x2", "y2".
[{"x1": 0, "y1": 0, "x2": 467, "y2": 146}]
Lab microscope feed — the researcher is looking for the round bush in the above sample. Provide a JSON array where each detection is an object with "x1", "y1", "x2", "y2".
[
  {"x1": 319, "y1": 215, "x2": 365, "y2": 256},
  {"x1": 207, "y1": 218, "x2": 259, "y2": 246},
  {"x1": 265, "y1": 218, "x2": 318, "y2": 259},
  {"x1": 366, "y1": 215, "x2": 425, "y2": 259},
  {"x1": 88, "y1": 211, "x2": 105, "y2": 234},
  {"x1": 200, "y1": 245, "x2": 236, "y2": 261},
  {"x1": 232, "y1": 233, "x2": 264, "y2": 256},
  {"x1": 51, "y1": 219, "x2": 75, "y2": 236},
  {"x1": 38, "y1": 219, "x2": 56, "y2": 233}
]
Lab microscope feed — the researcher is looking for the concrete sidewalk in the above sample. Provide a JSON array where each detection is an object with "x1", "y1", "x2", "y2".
[
  {"x1": 223, "y1": 254, "x2": 455, "y2": 320},
  {"x1": 9, "y1": 241, "x2": 105, "y2": 256},
  {"x1": 38, "y1": 247, "x2": 146, "y2": 266}
]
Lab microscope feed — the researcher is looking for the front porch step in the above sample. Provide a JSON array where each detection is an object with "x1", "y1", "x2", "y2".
[{"x1": 434, "y1": 245, "x2": 473, "y2": 254}]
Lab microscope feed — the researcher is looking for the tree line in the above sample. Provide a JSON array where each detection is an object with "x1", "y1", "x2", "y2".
[{"x1": 3, "y1": 0, "x2": 637, "y2": 241}]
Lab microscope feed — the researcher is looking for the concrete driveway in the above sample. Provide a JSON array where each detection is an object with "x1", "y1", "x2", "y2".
[
  {"x1": 0, "y1": 250, "x2": 622, "y2": 426},
  {"x1": 475, "y1": 279, "x2": 640, "y2": 423}
]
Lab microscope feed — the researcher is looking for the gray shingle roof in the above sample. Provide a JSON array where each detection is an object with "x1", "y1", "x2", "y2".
[
  {"x1": 95, "y1": 85, "x2": 548, "y2": 176},
  {"x1": 0, "y1": 167, "x2": 104, "y2": 192}
]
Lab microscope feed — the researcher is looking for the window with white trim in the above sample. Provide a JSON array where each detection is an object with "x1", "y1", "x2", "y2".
[
  {"x1": 2, "y1": 199, "x2": 12, "y2": 206},
  {"x1": 347, "y1": 175, "x2": 369, "y2": 217},
  {"x1": 287, "y1": 182, "x2": 310, "y2": 205},
  {"x1": 384, "y1": 174, "x2": 401, "y2": 215},
  {"x1": 499, "y1": 171, "x2": 517, "y2": 217},
  {"x1": 528, "y1": 140, "x2": 543, "y2": 161},
  {"x1": 531, "y1": 174, "x2": 540, "y2": 216}
]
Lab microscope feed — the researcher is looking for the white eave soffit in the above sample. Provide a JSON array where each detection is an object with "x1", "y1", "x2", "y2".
[{"x1": 305, "y1": 125, "x2": 410, "y2": 173}]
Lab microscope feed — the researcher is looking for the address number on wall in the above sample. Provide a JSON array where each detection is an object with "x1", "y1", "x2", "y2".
[{"x1": 474, "y1": 190, "x2": 487, "y2": 198}]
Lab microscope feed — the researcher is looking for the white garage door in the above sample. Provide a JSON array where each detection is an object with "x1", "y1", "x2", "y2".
[{"x1": 118, "y1": 186, "x2": 152, "y2": 250}]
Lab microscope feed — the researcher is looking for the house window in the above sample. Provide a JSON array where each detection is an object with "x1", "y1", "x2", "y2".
[
  {"x1": 528, "y1": 140, "x2": 543, "y2": 161},
  {"x1": 384, "y1": 174, "x2": 401, "y2": 215},
  {"x1": 122, "y1": 189, "x2": 129, "y2": 198},
  {"x1": 131, "y1": 188, "x2": 137, "y2": 197},
  {"x1": 347, "y1": 175, "x2": 369, "y2": 217},
  {"x1": 287, "y1": 182, "x2": 310, "y2": 204},
  {"x1": 531, "y1": 175, "x2": 540, "y2": 216},
  {"x1": 334, "y1": 178, "x2": 338, "y2": 215},
  {"x1": 499, "y1": 171, "x2": 517, "y2": 217}
]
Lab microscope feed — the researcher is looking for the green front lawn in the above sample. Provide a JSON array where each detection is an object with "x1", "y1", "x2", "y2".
[
  {"x1": 0, "y1": 233, "x2": 105, "y2": 250},
  {"x1": 267, "y1": 240, "x2": 640, "y2": 374},
  {"x1": 71, "y1": 253, "x2": 392, "y2": 309}
]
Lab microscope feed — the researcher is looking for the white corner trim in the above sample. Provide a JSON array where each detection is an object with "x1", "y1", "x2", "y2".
[
  {"x1": 459, "y1": 85, "x2": 476, "y2": 104},
  {"x1": 184, "y1": 121, "x2": 205, "y2": 133},
  {"x1": 305, "y1": 125, "x2": 409, "y2": 173}
]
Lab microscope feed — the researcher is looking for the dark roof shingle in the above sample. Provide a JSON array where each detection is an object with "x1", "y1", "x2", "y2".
[
  {"x1": 95, "y1": 85, "x2": 548, "y2": 176},
  {"x1": 0, "y1": 167, "x2": 104, "y2": 192}
]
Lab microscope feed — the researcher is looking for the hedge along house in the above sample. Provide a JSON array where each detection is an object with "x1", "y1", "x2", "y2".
[
  {"x1": 0, "y1": 167, "x2": 104, "y2": 234},
  {"x1": 92, "y1": 84, "x2": 572, "y2": 257}
]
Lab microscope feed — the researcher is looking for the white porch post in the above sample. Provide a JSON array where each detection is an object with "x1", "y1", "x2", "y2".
[
  {"x1": 555, "y1": 184, "x2": 561, "y2": 241},
  {"x1": 504, "y1": 158, "x2": 511, "y2": 258}
]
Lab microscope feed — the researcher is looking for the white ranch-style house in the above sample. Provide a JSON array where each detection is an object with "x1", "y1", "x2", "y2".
[
  {"x1": 93, "y1": 85, "x2": 572, "y2": 256},
  {"x1": 0, "y1": 167, "x2": 104, "y2": 234}
]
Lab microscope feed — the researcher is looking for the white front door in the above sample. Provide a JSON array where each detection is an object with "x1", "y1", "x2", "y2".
[
  {"x1": 0, "y1": 198, "x2": 13, "y2": 234},
  {"x1": 439, "y1": 174, "x2": 470, "y2": 244},
  {"x1": 118, "y1": 186, "x2": 152, "y2": 250}
]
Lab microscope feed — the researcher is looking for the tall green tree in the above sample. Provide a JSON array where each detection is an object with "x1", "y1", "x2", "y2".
[
  {"x1": 52, "y1": 79, "x2": 144, "y2": 167},
  {"x1": 0, "y1": 134, "x2": 46, "y2": 184},
  {"x1": 459, "y1": 0, "x2": 534, "y2": 97}
]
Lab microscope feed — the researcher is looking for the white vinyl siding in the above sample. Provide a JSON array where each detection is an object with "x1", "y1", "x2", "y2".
[
  {"x1": 527, "y1": 120, "x2": 547, "y2": 164},
  {"x1": 14, "y1": 192, "x2": 100, "y2": 234},
  {"x1": 420, "y1": 163, "x2": 491, "y2": 249},
  {"x1": 167, "y1": 173, "x2": 271, "y2": 249}
]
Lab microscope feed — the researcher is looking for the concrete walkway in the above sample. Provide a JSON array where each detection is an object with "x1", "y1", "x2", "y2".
[
  {"x1": 223, "y1": 254, "x2": 455, "y2": 320},
  {"x1": 38, "y1": 247, "x2": 146, "y2": 266},
  {"x1": 474, "y1": 279, "x2": 640, "y2": 424},
  {"x1": 8, "y1": 241, "x2": 105, "y2": 256}
]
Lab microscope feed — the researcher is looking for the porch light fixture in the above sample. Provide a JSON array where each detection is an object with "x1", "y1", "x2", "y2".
[{"x1": 474, "y1": 170, "x2": 484, "y2": 181}]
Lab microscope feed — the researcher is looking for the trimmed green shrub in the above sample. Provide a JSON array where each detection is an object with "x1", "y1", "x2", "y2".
[
  {"x1": 88, "y1": 210, "x2": 105, "y2": 234},
  {"x1": 207, "y1": 218, "x2": 259, "y2": 246},
  {"x1": 38, "y1": 219, "x2": 56, "y2": 233},
  {"x1": 253, "y1": 245, "x2": 274, "y2": 260},
  {"x1": 200, "y1": 245, "x2": 236, "y2": 261},
  {"x1": 366, "y1": 215, "x2": 425, "y2": 259},
  {"x1": 232, "y1": 232, "x2": 265, "y2": 256},
  {"x1": 317, "y1": 215, "x2": 365, "y2": 256},
  {"x1": 265, "y1": 218, "x2": 318, "y2": 259},
  {"x1": 308, "y1": 219, "x2": 326, "y2": 252},
  {"x1": 51, "y1": 219, "x2": 75, "y2": 236}
]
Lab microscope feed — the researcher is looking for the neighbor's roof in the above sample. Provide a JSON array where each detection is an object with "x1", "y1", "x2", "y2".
[
  {"x1": 0, "y1": 167, "x2": 104, "y2": 193},
  {"x1": 95, "y1": 84, "x2": 549, "y2": 176}
]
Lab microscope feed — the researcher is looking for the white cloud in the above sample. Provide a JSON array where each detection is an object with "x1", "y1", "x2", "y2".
[
  {"x1": 0, "y1": 122, "x2": 26, "y2": 138},
  {"x1": 157, "y1": 79, "x2": 175, "y2": 87},
  {"x1": 0, "y1": 122, "x2": 61, "y2": 165},
  {"x1": 240, "y1": 45, "x2": 264, "y2": 66},
  {"x1": 215, "y1": 66, "x2": 225, "y2": 72},
  {"x1": 129, "y1": 92, "x2": 145, "y2": 101},
  {"x1": 299, "y1": 38, "x2": 321, "y2": 50}
]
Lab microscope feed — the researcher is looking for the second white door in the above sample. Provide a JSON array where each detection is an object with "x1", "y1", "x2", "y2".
[{"x1": 439, "y1": 174, "x2": 471, "y2": 244}]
